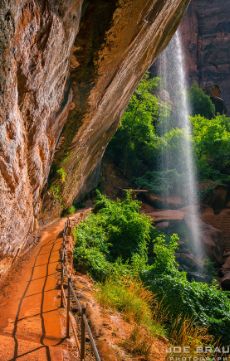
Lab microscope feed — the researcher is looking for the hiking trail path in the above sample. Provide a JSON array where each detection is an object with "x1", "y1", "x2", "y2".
[{"x1": 0, "y1": 218, "x2": 68, "y2": 361}]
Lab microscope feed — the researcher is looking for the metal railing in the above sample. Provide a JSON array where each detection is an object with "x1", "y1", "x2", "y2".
[{"x1": 60, "y1": 218, "x2": 101, "y2": 361}]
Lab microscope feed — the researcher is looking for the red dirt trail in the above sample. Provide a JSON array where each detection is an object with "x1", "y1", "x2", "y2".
[{"x1": 0, "y1": 218, "x2": 67, "y2": 361}]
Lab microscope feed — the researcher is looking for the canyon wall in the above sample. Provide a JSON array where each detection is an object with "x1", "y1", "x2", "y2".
[
  {"x1": 181, "y1": 0, "x2": 230, "y2": 111},
  {"x1": 0, "y1": 0, "x2": 189, "y2": 275}
]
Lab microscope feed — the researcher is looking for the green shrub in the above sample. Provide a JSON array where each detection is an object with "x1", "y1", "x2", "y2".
[
  {"x1": 73, "y1": 192, "x2": 230, "y2": 346},
  {"x1": 73, "y1": 192, "x2": 152, "y2": 280},
  {"x1": 57, "y1": 167, "x2": 67, "y2": 183},
  {"x1": 49, "y1": 183, "x2": 62, "y2": 202},
  {"x1": 192, "y1": 115, "x2": 230, "y2": 181},
  {"x1": 96, "y1": 277, "x2": 165, "y2": 337},
  {"x1": 73, "y1": 212, "x2": 111, "y2": 280},
  {"x1": 66, "y1": 205, "x2": 77, "y2": 215},
  {"x1": 189, "y1": 84, "x2": 215, "y2": 119},
  {"x1": 107, "y1": 74, "x2": 159, "y2": 178},
  {"x1": 142, "y1": 234, "x2": 230, "y2": 345},
  {"x1": 135, "y1": 169, "x2": 184, "y2": 195}
]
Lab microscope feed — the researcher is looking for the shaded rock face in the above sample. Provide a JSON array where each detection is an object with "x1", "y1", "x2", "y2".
[
  {"x1": 43, "y1": 0, "x2": 191, "y2": 219},
  {"x1": 0, "y1": 1, "x2": 190, "y2": 271},
  {"x1": 0, "y1": 1, "x2": 82, "y2": 265},
  {"x1": 181, "y1": 0, "x2": 230, "y2": 112}
]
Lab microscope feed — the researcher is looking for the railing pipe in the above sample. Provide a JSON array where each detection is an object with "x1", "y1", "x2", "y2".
[
  {"x1": 60, "y1": 249, "x2": 64, "y2": 307},
  {"x1": 62, "y1": 218, "x2": 101, "y2": 361},
  {"x1": 66, "y1": 277, "x2": 71, "y2": 338},
  {"x1": 83, "y1": 315, "x2": 101, "y2": 361},
  {"x1": 80, "y1": 307, "x2": 86, "y2": 361}
]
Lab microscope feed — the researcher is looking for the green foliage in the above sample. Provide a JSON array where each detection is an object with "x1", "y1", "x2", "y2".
[
  {"x1": 189, "y1": 84, "x2": 215, "y2": 119},
  {"x1": 57, "y1": 168, "x2": 67, "y2": 183},
  {"x1": 107, "y1": 74, "x2": 159, "y2": 178},
  {"x1": 192, "y1": 115, "x2": 230, "y2": 181},
  {"x1": 73, "y1": 192, "x2": 152, "y2": 280},
  {"x1": 67, "y1": 205, "x2": 77, "y2": 214},
  {"x1": 142, "y1": 235, "x2": 230, "y2": 345},
  {"x1": 73, "y1": 212, "x2": 111, "y2": 280},
  {"x1": 150, "y1": 233, "x2": 182, "y2": 277},
  {"x1": 73, "y1": 193, "x2": 230, "y2": 345},
  {"x1": 135, "y1": 169, "x2": 182, "y2": 195},
  {"x1": 108, "y1": 75, "x2": 230, "y2": 191},
  {"x1": 72, "y1": 74, "x2": 230, "y2": 347},
  {"x1": 62, "y1": 205, "x2": 77, "y2": 216},
  {"x1": 96, "y1": 277, "x2": 165, "y2": 337},
  {"x1": 48, "y1": 167, "x2": 67, "y2": 206},
  {"x1": 49, "y1": 184, "x2": 62, "y2": 202}
]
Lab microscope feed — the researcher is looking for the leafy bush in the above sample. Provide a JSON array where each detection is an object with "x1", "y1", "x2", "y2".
[
  {"x1": 57, "y1": 167, "x2": 67, "y2": 183},
  {"x1": 62, "y1": 205, "x2": 77, "y2": 216},
  {"x1": 107, "y1": 74, "x2": 159, "y2": 178},
  {"x1": 49, "y1": 183, "x2": 62, "y2": 202},
  {"x1": 73, "y1": 212, "x2": 111, "y2": 280},
  {"x1": 107, "y1": 76, "x2": 229, "y2": 192},
  {"x1": 135, "y1": 169, "x2": 184, "y2": 195},
  {"x1": 67, "y1": 205, "x2": 77, "y2": 214},
  {"x1": 192, "y1": 115, "x2": 230, "y2": 181},
  {"x1": 189, "y1": 84, "x2": 215, "y2": 119},
  {"x1": 142, "y1": 234, "x2": 230, "y2": 345},
  {"x1": 73, "y1": 192, "x2": 152, "y2": 280},
  {"x1": 73, "y1": 193, "x2": 230, "y2": 346}
]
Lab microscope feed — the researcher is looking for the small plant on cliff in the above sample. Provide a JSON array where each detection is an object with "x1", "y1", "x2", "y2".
[
  {"x1": 49, "y1": 183, "x2": 62, "y2": 202},
  {"x1": 62, "y1": 205, "x2": 77, "y2": 216},
  {"x1": 57, "y1": 167, "x2": 67, "y2": 183}
]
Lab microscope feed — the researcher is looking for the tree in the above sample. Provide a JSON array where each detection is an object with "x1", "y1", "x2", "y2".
[
  {"x1": 191, "y1": 115, "x2": 230, "y2": 180},
  {"x1": 189, "y1": 84, "x2": 215, "y2": 119},
  {"x1": 107, "y1": 74, "x2": 159, "y2": 178}
]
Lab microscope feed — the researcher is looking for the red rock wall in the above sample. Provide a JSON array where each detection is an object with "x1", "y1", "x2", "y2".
[
  {"x1": 0, "y1": 1, "x2": 83, "y2": 270},
  {"x1": 180, "y1": 0, "x2": 230, "y2": 111},
  {"x1": 0, "y1": 0, "x2": 190, "y2": 274}
]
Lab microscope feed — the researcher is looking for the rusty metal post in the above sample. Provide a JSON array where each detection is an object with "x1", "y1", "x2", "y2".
[
  {"x1": 63, "y1": 248, "x2": 65, "y2": 265},
  {"x1": 66, "y1": 277, "x2": 71, "y2": 338},
  {"x1": 60, "y1": 259, "x2": 64, "y2": 308},
  {"x1": 80, "y1": 307, "x2": 86, "y2": 361}
]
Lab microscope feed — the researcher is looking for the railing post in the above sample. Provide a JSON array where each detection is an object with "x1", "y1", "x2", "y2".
[
  {"x1": 80, "y1": 307, "x2": 86, "y2": 361},
  {"x1": 66, "y1": 277, "x2": 71, "y2": 338},
  {"x1": 60, "y1": 256, "x2": 64, "y2": 308}
]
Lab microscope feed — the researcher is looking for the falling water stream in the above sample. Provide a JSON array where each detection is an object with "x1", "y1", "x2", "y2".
[{"x1": 157, "y1": 31, "x2": 203, "y2": 262}]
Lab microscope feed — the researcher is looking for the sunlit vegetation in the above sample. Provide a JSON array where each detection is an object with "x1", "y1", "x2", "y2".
[
  {"x1": 107, "y1": 74, "x2": 230, "y2": 194},
  {"x1": 189, "y1": 84, "x2": 215, "y2": 119},
  {"x1": 96, "y1": 277, "x2": 165, "y2": 337},
  {"x1": 73, "y1": 74, "x2": 230, "y2": 355},
  {"x1": 192, "y1": 115, "x2": 230, "y2": 183},
  {"x1": 73, "y1": 193, "x2": 230, "y2": 350}
]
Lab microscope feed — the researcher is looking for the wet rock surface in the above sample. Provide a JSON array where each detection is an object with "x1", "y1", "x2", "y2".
[
  {"x1": 0, "y1": 0, "x2": 189, "y2": 272},
  {"x1": 144, "y1": 200, "x2": 226, "y2": 281}
]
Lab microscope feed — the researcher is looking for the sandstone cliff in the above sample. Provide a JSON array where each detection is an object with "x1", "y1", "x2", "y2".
[
  {"x1": 181, "y1": 0, "x2": 230, "y2": 111},
  {"x1": 0, "y1": 0, "x2": 189, "y2": 275}
]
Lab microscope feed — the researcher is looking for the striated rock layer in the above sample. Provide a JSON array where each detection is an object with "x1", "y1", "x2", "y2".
[
  {"x1": 0, "y1": 0, "x2": 189, "y2": 274},
  {"x1": 0, "y1": 0, "x2": 83, "y2": 274},
  {"x1": 181, "y1": 0, "x2": 230, "y2": 111}
]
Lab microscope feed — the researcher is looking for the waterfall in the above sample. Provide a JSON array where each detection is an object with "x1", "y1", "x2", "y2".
[{"x1": 157, "y1": 31, "x2": 203, "y2": 261}]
